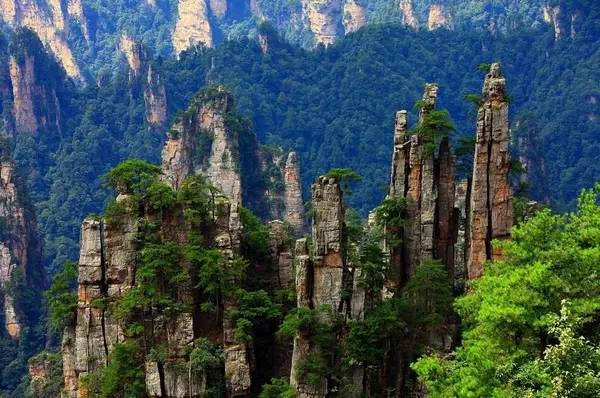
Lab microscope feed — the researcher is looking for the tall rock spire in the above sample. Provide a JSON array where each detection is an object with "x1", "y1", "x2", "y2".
[
  {"x1": 467, "y1": 63, "x2": 512, "y2": 279},
  {"x1": 291, "y1": 175, "x2": 347, "y2": 397},
  {"x1": 283, "y1": 151, "x2": 305, "y2": 236},
  {"x1": 161, "y1": 86, "x2": 242, "y2": 204}
]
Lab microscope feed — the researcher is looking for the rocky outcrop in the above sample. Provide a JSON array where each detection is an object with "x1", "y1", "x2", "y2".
[
  {"x1": 8, "y1": 33, "x2": 64, "y2": 137},
  {"x1": 467, "y1": 63, "x2": 512, "y2": 279},
  {"x1": 0, "y1": 148, "x2": 43, "y2": 338},
  {"x1": 9, "y1": 56, "x2": 38, "y2": 134},
  {"x1": 67, "y1": 0, "x2": 89, "y2": 41},
  {"x1": 399, "y1": 0, "x2": 418, "y2": 29},
  {"x1": 173, "y1": 0, "x2": 213, "y2": 55},
  {"x1": 161, "y1": 87, "x2": 241, "y2": 203},
  {"x1": 283, "y1": 152, "x2": 306, "y2": 236},
  {"x1": 209, "y1": 0, "x2": 227, "y2": 18},
  {"x1": 453, "y1": 180, "x2": 469, "y2": 292},
  {"x1": 269, "y1": 221, "x2": 294, "y2": 289},
  {"x1": 302, "y1": 0, "x2": 343, "y2": 46},
  {"x1": 291, "y1": 176, "x2": 346, "y2": 397},
  {"x1": 427, "y1": 4, "x2": 450, "y2": 31},
  {"x1": 119, "y1": 35, "x2": 144, "y2": 78},
  {"x1": 342, "y1": 0, "x2": 366, "y2": 34},
  {"x1": 0, "y1": 0, "x2": 82, "y2": 79},
  {"x1": 144, "y1": 64, "x2": 167, "y2": 125}
]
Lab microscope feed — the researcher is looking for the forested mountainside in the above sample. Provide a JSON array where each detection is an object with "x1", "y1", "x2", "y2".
[
  {"x1": 0, "y1": 20, "x2": 597, "y2": 279},
  {"x1": 0, "y1": 1, "x2": 597, "y2": 396},
  {"x1": 27, "y1": 64, "x2": 600, "y2": 398},
  {"x1": 0, "y1": 0, "x2": 597, "y2": 78}
]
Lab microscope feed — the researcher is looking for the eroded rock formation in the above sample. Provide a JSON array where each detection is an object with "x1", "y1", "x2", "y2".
[
  {"x1": 8, "y1": 33, "x2": 64, "y2": 137},
  {"x1": 173, "y1": 0, "x2": 213, "y2": 55},
  {"x1": 283, "y1": 152, "x2": 306, "y2": 236},
  {"x1": 388, "y1": 83, "x2": 456, "y2": 281},
  {"x1": 399, "y1": 0, "x2": 418, "y2": 29},
  {"x1": 427, "y1": 4, "x2": 450, "y2": 31},
  {"x1": 0, "y1": 143, "x2": 43, "y2": 338},
  {"x1": 144, "y1": 64, "x2": 167, "y2": 125},
  {"x1": 161, "y1": 86, "x2": 241, "y2": 203},
  {"x1": 467, "y1": 63, "x2": 512, "y2": 279},
  {"x1": 342, "y1": 0, "x2": 366, "y2": 34},
  {"x1": 291, "y1": 176, "x2": 347, "y2": 397},
  {"x1": 0, "y1": 0, "x2": 82, "y2": 79},
  {"x1": 302, "y1": 0, "x2": 343, "y2": 46}
]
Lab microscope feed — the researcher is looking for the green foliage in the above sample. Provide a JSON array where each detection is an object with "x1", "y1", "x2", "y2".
[
  {"x1": 96, "y1": 341, "x2": 146, "y2": 398},
  {"x1": 374, "y1": 196, "x2": 407, "y2": 230},
  {"x1": 345, "y1": 298, "x2": 405, "y2": 367},
  {"x1": 325, "y1": 168, "x2": 362, "y2": 195},
  {"x1": 231, "y1": 290, "x2": 280, "y2": 341},
  {"x1": 279, "y1": 306, "x2": 341, "y2": 349},
  {"x1": 103, "y1": 159, "x2": 162, "y2": 194},
  {"x1": 45, "y1": 261, "x2": 77, "y2": 332},
  {"x1": 403, "y1": 260, "x2": 454, "y2": 330},
  {"x1": 240, "y1": 206, "x2": 271, "y2": 259},
  {"x1": 476, "y1": 63, "x2": 492, "y2": 72},
  {"x1": 410, "y1": 109, "x2": 455, "y2": 157},
  {"x1": 190, "y1": 338, "x2": 223, "y2": 371},
  {"x1": 413, "y1": 184, "x2": 600, "y2": 397},
  {"x1": 463, "y1": 93, "x2": 483, "y2": 107},
  {"x1": 259, "y1": 377, "x2": 295, "y2": 398},
  {"x1": 25, "y1": 351, "x2": 63, "y2": 398}
]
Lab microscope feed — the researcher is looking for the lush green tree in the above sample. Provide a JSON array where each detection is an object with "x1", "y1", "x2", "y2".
[{"x1": 412, "y1": 184, "x2": 600, "y2": 397}]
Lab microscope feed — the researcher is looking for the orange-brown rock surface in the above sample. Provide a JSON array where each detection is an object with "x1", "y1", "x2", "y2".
[
  {"x1": 467, "y1": 63, "x2": 512, "y2": 279},
  {"x1": 173, "y1": 0, "x2": 213, "y2": 55}
]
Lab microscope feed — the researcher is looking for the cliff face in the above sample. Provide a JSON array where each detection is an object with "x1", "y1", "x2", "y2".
[
  {"x1": 291, "y1": 176, "x2": 347, "y2": 397},
  {"x1": 161, "y1": 87, "x2": 241, "y2": 203},
  {"x1": 389, "y1": 83, "x2": 456, "y2": 280},
  {"x1": 8, "y1": 32, "x2": 64, "y2": 138},
  {"x1": 467, "y1": 63, "x2": 512, "y2": 279},
  {"x1": 302, "y1": 0, "x2": 343, "y2": 46},
  {"x1": 342, "y1": 0, "x2": 366, "y2": 34},
  {"x1": 161, "y1": 86, "x2": 305, "y2": 230},
  {"x1": 173, "y1": 0, "x2": 213, "y2": 55},
  {"x1": 143, "y1": 64, "x2": 167, "y2": 126},
  {"x1": 427, "y1": 4, "x2": 450, "y2": 31},
  {"x1": 283, "y1": 152, "x2": 305, "y2": 236},
  {"x1": 0, "y1": 0, "x2": 82, "y2": 79},
  {"x1": 61, "y1": 87, "x2": 308, "y2": 395},
  {"x1": 0, "y1": 145, "x2": 43, "y2": 338}
]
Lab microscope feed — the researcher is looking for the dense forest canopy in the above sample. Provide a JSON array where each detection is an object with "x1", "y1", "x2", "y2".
[
  {"x1": 3, "y1": 21, "x2": 594, "y2": 276},
  {"x1": 0, "y1": 4, "x2": 598, "y2": 394}
]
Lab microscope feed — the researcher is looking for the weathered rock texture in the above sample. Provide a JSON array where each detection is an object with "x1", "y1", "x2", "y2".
[
  {"x1": 0, "y1": 147, "x2": 42, "y2": 338},
  {"x1": 302, "y1": 0, "x2": 343, "y2": 46},
  {"x1": 62, "y1": 188, "x2": 251, "y2": 398},
  {"x1": 161, "y1": 87, "x2": 241, "y2": 203},
  {"x1": 119, "y1": 35, "x2": 144, "y2": 78},
  {"x1": 209, "y1": 0, "x2": 227, "y2": 18},
  {"x1": 144, "y1": 64, "x2": 167, "y2": 125},
  {"x1": 467, "y1": 63, "x2": 512, "y2": 279},
  {"x1": 388, "y1": 83, "x2": 458, "y2": 283},
  {"x1": 399, "y1": 0, "x2": 418, "y2": 29},
  {"x1": 161, "y1": 86, "x2": 305, "y2": 227},
  {"x1": 290, "y1": 176, "x2": 347, "y2": 397},
  {"x1": 173, "y1": 0, "x2": 213, "y2": 55},
  {"x1": 342, "y1": 0, "x2": 366, "y2": 33},
  {"x1": 283, "y1": 152, "x2": 306, "y2": 236},
  {"x1": 427, "y1": 4, "x2": 450, "y2": 31},
  {"x1": 8, "y1": 38, "x2": 63, "y2": 137},
  {"x1": 0, "y1": 0, "x2": 82, "y2": 79}
]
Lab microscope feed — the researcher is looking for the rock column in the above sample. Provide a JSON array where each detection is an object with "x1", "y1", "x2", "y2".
[
  {"x1": 290, "y1": 176, "x2": 347, "y2": 397},
  {"x1": 467, "y1": 63, "x2": 512, "y2": 279}
]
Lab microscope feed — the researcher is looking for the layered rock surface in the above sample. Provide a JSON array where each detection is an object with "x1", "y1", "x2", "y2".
[
  {"x1": 467, "y1": 63, "x2": 512, "y2": 279},
  {"x1": 0, "y1": 145, "x2": 43, "y2": 338},
  {"x1": 173, "y1": 0, "x2": 213, "y2": 55}
]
